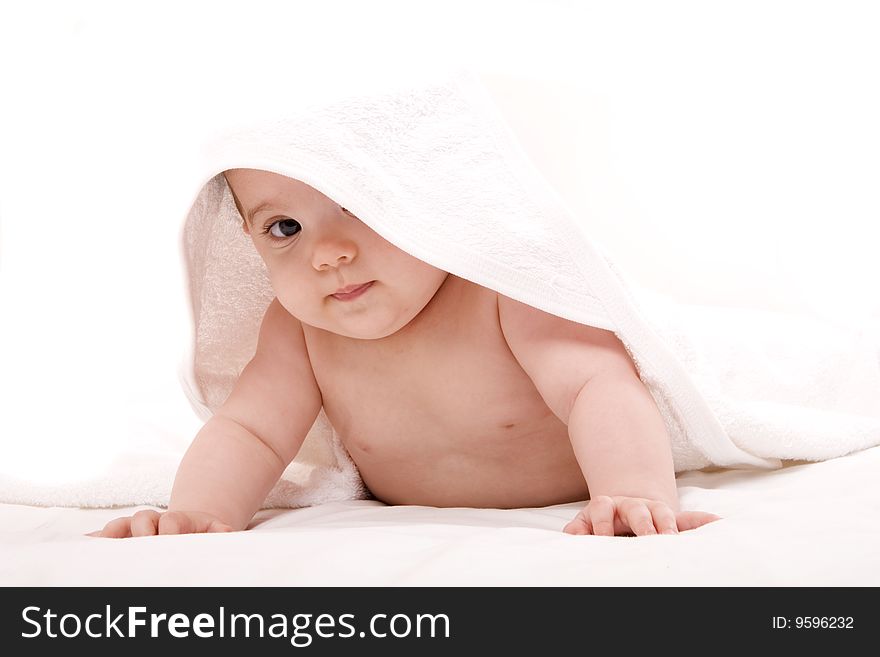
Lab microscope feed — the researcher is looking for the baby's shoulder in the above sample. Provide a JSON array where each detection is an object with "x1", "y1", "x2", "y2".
[
  {"x1": 432, "y1": 275, "x2": 500, "y2": 325},
  {"x1": 255, "y1": 297, "x2": 309, "y2": 361}
]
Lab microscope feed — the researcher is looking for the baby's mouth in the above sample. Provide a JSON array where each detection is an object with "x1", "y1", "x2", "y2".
[{"x1": 330, "y1": 281, "x2": 375, "y2": 301}]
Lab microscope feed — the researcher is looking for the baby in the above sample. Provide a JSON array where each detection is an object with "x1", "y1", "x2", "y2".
[{"x1": 93, "y1": 168, "x2": 720, "y2": 538}]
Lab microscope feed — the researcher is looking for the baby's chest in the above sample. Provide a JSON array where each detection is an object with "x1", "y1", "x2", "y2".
[{"x1": 303, "y1": 293, "x2": 555, "y2": 457}]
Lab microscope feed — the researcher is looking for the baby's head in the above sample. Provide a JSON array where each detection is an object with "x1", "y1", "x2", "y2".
[{"x1": 223, "y1": 168, "x2": 448, "y2": 339}]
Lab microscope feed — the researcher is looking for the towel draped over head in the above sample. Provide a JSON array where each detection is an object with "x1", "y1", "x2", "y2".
[{"x1": 179, "y1": 67, "x2": 880, "y2": 508}]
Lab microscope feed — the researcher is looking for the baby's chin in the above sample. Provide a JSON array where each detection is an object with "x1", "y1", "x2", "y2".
[
  {"x1": 313, "y1": 308, "x2": 414, "y2": 341},
  {"x1": 328, "y1": 318, "x2": 409, "y2": 340}
]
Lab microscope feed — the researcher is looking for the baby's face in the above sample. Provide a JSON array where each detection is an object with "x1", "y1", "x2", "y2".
[{"x1": 223, "y1": 168, "x2": 448, "y2": 339}]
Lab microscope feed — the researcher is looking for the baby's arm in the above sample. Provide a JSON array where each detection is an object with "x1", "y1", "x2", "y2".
[
  {"x1": 92, "y1": 298, "x2": 321, "y2": 537},
  {"x1": 497, "y1": 295, "x2": 720, "y2": 536}
]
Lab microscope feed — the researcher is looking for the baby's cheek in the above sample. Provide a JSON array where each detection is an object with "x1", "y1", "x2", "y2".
[{"x1": 272, "y1": 295, "x2": 307, "y2": 323}]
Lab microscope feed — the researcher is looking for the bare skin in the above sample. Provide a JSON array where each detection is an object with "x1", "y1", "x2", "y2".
[
  {"x1": 91, "y1": 169, "x2": 719, "y2": 539},
  {"x1": 306, "y1": 273, "x2": 589, "y2": 509}
]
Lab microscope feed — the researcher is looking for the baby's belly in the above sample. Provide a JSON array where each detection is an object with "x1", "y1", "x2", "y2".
[{"x1": 336, "y1": 404, "x2": 590, "y2": 509}]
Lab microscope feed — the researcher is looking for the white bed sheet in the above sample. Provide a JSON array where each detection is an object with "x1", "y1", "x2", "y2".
[{"x1": 2, "y1": 445, "x2": 878, "y2": 586}]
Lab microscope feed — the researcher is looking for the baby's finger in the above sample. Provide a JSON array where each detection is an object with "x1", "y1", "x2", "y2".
[
  {"x1": 675, "y1": 511, "x2": 723, "y2": 532},
  {"x1": 99, "y1": 517, "x2": 133, "y2": 539},
  {"x1": 562, "y1": 509, "x2": 593, "y2": 535},
  {"x1": 158, "y1": 511, "x2": 231, "y2": 535},
  {"x1": 647, "y1": 502, "x2": 678, "y2": 535},
  {"x1": 587, "y1": 495, "x2": 616, "y2": 536},
  {"x1": 158, "y1": 511, "x2": 196, "y2": 535},
  {"x1": 207, "y1": 519, "x2": 235, "y2": 533},
  {"x1": 130, "y1": 510, "x2": 162, "y2": 537},
  {"x1": 619, "y1": 498, "x2": 655, "y2": 536}
]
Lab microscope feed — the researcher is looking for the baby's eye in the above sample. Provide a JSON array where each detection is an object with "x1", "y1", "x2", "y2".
[{"x1": 263, "y1": 218, "x2": 302, "y2": 240}]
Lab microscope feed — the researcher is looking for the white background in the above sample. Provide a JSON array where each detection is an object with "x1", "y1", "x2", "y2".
[{"x1": 1, "y1": 1, "x2": 878, "y2": 486}]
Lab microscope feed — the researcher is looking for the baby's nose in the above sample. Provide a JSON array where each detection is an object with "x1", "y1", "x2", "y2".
[{"x1": 312, "y1": 236, "x2": 358, "y2": 270}]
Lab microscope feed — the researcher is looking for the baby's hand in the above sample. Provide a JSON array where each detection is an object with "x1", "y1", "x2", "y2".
[
  {"x1": 562, "y1": 495, "x2": 721, "y2": 537},
  {"x1": 86, "y1": 510, "x2": 235, "y2": 538}
]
